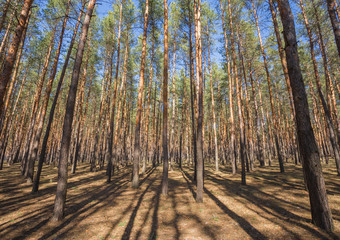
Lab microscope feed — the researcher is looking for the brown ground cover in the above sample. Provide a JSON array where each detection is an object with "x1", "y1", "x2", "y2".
[{"x1": 0, "y1": 162, "x2": 339, "y2": 240}]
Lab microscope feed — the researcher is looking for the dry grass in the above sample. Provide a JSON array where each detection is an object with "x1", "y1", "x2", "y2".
[{"x1": 0, "y1": 161, "x2": 339, "y2": 240}]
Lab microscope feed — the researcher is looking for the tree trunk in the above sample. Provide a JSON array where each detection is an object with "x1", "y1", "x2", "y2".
[
  {"x1": 132, "y1": 0, "x2": 149, "y2": 188},
  {"x1": 0, "y1": 0, "x2": 33, "y2": 117},
  {"x1": 219, "y1": 0, "x2": 236, "y2": 174},
  {"x1": 33, "y1": 1, "x2": 85, "y2": 192},
  {"x1": 25, "y1": 22, "x2": 57, "y2": 183},
  {"x1": 207, "y1": 27, "x2": 218, "y2": 172},
  {"x1": 187, "y1": 0, "x2": 198, "y2": 181},
  {"x1": 195, "y1": 0, "x2": 204, "y2": 203},
  {"x1": 161, "y1": 0, "x2": 169, "y2": 196},
  {"x1": 0, "y1": 0, "x2": 11, "y2": 34},
  {"x1": 326, "y1": 0, "x2": 340, "y2": 57},
  {"x1": 251, "y1": 0, "x2": 284, "y2": 173},
  {"x1": 278, "y1": 0, "x2": 334, "y2": 232},
  {"x1": 107, "y1": 0, "x2": 123, "y2": 183},
  {"x1": 228, "y1": 1, "x2": 246, "y2": 184},
  {"x1": 299, "y1": 0, "x2": 340, "y2": 175},
  {"x1": 51, "y1": 0, "x2": 96, "y2": 222}
]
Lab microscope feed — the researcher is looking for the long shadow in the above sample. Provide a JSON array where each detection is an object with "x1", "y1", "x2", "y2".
[
  {"x1": 38, "y1": 178, "x2": 129, "y2": 240},
  {"x1": 181, "y1": 169, "x2": 196, "y2": 199},
  {"x1": 204, "y1": 186, "x2": 268, "y2": 240},
  {"x1": 205, "y1": 171, "x2": 331, "y2": 239},
  {"x1": 169, "y1": 177, "x2": 181, "y2": 240},
  {"x1": 148, "y1": 180, "x2": 161, "y2": 240},
  {"x1": 51, "y1": 167, "x2": 151, "y2": 239},
  {"x1": 181, "y1": 168, "x2": 267, "y2": 240},
  {"x1": 0, "y1": 171, "x2": 114, "y2": 215},
  {"x1": 1, "y1": 170, "x2": 131, "y2": 239},
  {"x1": 102, "y1": 193, "x2": 137, "y2": 240},
  {"x1": 0, "y1": 173, "x2": 125, "y2": 237},
  {"x1": 139, "y1": 167, "x2": 156, "y2": 186},
  {"x1": 205, "y1": 168, "x2": 310, "y2": 213},
  {"x1": 102, "y1": 168, "x2": 158, "y2": 240},
  {"x1": 121, "y1": 171, "x2": 157, "y2": 240},
  {"x1": 205, "y1": 171, "x2": 310, "y2": 222}
]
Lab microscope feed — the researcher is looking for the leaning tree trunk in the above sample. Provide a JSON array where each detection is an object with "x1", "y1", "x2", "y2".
[
  {"x1": 311, "y1": 0, "x2": 340, "y2": 148},
  {"x1": 33, "y1": 1, "x2": 85, "y2": 193},
  {"x1": 278, "y1": 0, "x2": 334, "y2": 232},
  {"x1": 51, "y1": 0, "x2": 96, "y2": 222},
  {"x1": 326, "y1": 0, "x2": 340, "y2": 57},
  {"x1": 299, "y1": 0, "x2": 340, "y2": 175},
  {"x1": 24, "y1": 22, "x2": 57, "y2": 183},
  {"x1": 0, "y1": 0, "x2": 11, "y2": 34},
  {"x1": 0, "y1": 0, "x2": 34, "y2": 117}
]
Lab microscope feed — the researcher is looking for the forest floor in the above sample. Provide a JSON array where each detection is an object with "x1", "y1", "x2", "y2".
[{"x1": 0, "y1": 161, "x2": 339, "y2": 240}]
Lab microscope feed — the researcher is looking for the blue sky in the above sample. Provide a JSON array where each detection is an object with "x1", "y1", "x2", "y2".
[
  {"x1": 95, "y1": 0, "x2": 226, "y2": 64},
  {"x1": 94, "y1": 0, "x2": 293, "y2": 67}
]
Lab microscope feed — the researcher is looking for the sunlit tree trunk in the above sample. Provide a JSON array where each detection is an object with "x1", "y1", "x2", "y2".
[
  {"x1": 34, "y1": 1, "x2": 85, "y2": 190},
  {"x1": 207, "y1": 27, "x2": 218, "y2": 172},
  {"x1": 299, "y1": 0, "x2": 340, "y2": 175},
  {"x1": 219, "y1": 0, "x2": 236, "y2": 174},
  {"x1": 162, "y1": 0, "x2": 169, "y2": 196},
  {"x1": 0, "y1": 0, "x2": 34, "y2": 117},
  {"x1": 251, "y1": 0, "x2": 284, "y2": 173},
  {"x1": 133, "y1": 0, "x2": 149, "y2": 188},
  {"x1": 187, "y1": 0, "x2": 197, "y2": 179},
  {"x1": 32, "y1": 0, "x2": 72, "y2": 192},
  {"x1": 24, "y1": 22, "x2": 57, "y2": 182},
  {"x1": 107, "y1": 0, "x2": 123, "y2": 182},
  {"x1": 195, "y1": 0, "x2": 204, "y2": 203},
  {"x1": 228, "y1": 1, "x2": 246, "y2": 184}
]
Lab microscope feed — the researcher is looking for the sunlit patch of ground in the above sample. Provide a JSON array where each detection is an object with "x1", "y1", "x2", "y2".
[{"x1": 0, "y1": 161, "x2": 339, "y2": 240}]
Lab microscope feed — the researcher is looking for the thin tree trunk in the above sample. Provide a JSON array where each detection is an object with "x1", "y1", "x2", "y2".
[
  {"x1": 299, "y1": 0, "x2": 340, "y2": 175},
  {"x1": 207, "y1": 27, "x2": 218, "y2": 172},
  {"x1": 25, "y1": 22, "x2": 57, "y2": 182},
  {"x1": 161, "y1": 0, "x2": 169, "y2": 196},
  {"x1": 219, "y1": 0, "x2": 236, "y2": 174},
  {"x1": 72, "y1": 33, "x2": 92, "y2": 175},
  {"x1": 34, "y1": 1, "x2": 85, "y2": 192},
  {"x1": 251, "y1": 0, "x2": 284, "y2": 173},
  {"x1": 170, "y1": 40, "x2": 176, "y2": 172},
  {"x1": 132, "y1": 0, "x2": 149, "y2": 188},
  {"x1": 195, "y1": 0, "x2": 204, "y2": 203},
  {"x1": 187, "y1": 0, "x2": 198, "y2": 181},
  {"x1": 311, "y1": 0, "x2": 340, "y2": 148},
  {"x1": 107, "y1": 0, "x2": 123, "y2": 183},
  {"x1": 228, "y1": 1, "x2": 246, "y2": 184},
  {"x1": 0, "y1": 0, "x2": 11, "y2": 34}
]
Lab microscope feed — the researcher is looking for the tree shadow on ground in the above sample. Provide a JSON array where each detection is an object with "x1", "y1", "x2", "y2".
[
  {"x1": 0, "y1": 164, "x2": 156, "y2": 240},
  {"x1": 203, "y1": 166, "x2": 336, "y2": 240},
  {"x1": 181, "y1": 168, "x2": 267, "y2": 240}
]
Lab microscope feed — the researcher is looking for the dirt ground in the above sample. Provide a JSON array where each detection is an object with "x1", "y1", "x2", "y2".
[{"x1": 0, "y1": 161, "x2": 339, "y2": 240}]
